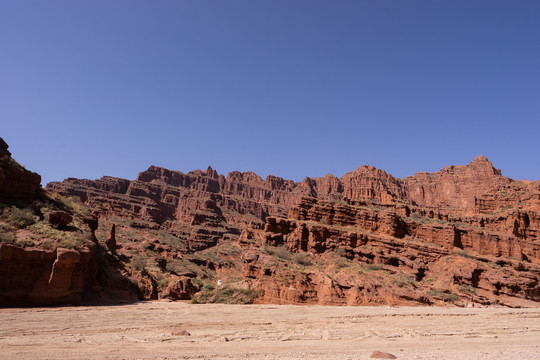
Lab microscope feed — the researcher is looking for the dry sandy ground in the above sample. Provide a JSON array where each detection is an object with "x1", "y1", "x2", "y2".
[{"x1": 1, "y1": 301, "x2": 539, "y2": 360}]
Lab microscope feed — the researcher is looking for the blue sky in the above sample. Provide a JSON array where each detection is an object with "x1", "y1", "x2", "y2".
[{"x1": 1, "y1": 0, "x2": 539, "y2": 185}]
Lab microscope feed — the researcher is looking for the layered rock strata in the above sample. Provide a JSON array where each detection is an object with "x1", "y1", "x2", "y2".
[
  {"x1": 47, "y1": 157, "x2": 538, "y2": 229},
  {"x1": 239, "y1": 197, "x2": 540, "y2": 306},
  {"x1": 43, "y1": 155, "x2": 540, "y2": 306}
]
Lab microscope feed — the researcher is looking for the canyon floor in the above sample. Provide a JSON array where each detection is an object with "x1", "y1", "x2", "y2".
[{"x1": 1, "y1": 302, "x2": 539, "y2": 360}]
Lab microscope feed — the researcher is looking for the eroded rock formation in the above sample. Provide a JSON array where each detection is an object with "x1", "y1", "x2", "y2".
[
  {"x1": 0, "y1": 138, "x2": 140, "y2": 306},
  {"x1": 35, "y1": 152, "x2": 540, "y2": 306},
  {"x1": 0, "y1": 138, "x2": 41, "y2": 199},
  {"x1": 0, "y1": 244, "x2": 97, "y2": 305},
  {"x1": 239, "y1": 197, "x2": 540, "y2": 306},
  {"x1": 47, "y1": 156, "x2": 538, "y2": 234}
]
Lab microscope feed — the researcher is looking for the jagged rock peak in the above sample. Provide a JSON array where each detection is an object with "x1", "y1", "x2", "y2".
[
  {"x1": 205, "y1": 166, "x2": 218, "y2": 179},
  {"x1": 350, "y1": 164, "x2": 383, "y2": 173},
  {"x1": 136, "y1": 165, "x2": 185, "y2": 183},
  {"x1": 470, "y1": 155, "x2": 502, "y2": 176},
  {"x1": 472, "y1": 155, "x2": 490, "y2": 163},
  {"x1": 438, "y1": 155, "x2": 502, "y2": 177},
  {"x1": 226, "y1": 170, "x2": 263, "y2": 184},
  {"x1": 340, "y1": 165, "x2": 398, "y2": 181}
]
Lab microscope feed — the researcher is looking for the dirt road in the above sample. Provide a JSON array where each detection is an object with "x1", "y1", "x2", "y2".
[{"x1": 1, "y1": 301, "x2": 539, "y2": 359}]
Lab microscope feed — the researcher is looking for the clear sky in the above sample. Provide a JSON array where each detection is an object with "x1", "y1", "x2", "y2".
[{"x1": 1, "y1": 0, "x2": 539, "y2": 186}]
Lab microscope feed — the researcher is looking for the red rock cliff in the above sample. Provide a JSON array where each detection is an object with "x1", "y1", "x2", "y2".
[
  {"x1": 0, "y1": 137, "x2": 41, "y2": 199},
  {"x1": 44, "y1": 156, "x2": 540, "y2": 306},
  {"x1": 0, "y1": 244, "x2": 97, "y2": 305}
]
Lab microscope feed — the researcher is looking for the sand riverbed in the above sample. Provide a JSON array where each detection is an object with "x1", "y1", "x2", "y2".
[{"x1": 1, "y1": 301, "x2": 539, "y2": 359}]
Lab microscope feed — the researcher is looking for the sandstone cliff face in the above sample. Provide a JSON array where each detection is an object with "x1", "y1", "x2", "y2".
[
  {"x1": 341, "y1": 166, "x2": 407, "y2": 204},
  {"x1": 403, "y1": 156, "x2": 512, "y2": 212},
  {"x1": 286, "y1": 197, "x2": 540, "y2": 262},
  {"x1": 0, "y1": 244, "x2": 97, "y2": 305},
  {"x1": 474, "y1": 180, "x2": 540, "y2": 215},
  {"x1": 44, "y1": 156, "x2": 540, "y2": 306},
  {"x1": 238, "y1": 197, "x2": 540, "y2": 307},
  {"x1": 47, "y1": 165, "x2": 306, "y2": 254},
  {"x1": 47, "y1": 156, "x2": 529, "y2": 232}
]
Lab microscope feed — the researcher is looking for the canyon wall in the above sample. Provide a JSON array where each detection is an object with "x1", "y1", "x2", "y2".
[
  {"x1": 12, "y1": 145, "x2": 538, "y2": 306},
  {"x1": 239, "y1": 197, "x2": 540, "y2": 306}
]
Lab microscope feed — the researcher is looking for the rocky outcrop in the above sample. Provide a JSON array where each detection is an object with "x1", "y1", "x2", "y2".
[
  {"x1": 404, "y1": 156, "x2": 512, "y2": 213},
  {"x1": 341, "y1": 166, "x2": 407, "y2": 204},
  {"x1": 105, "y1": 224, "x2": 116, "y2": 252},
  {"x1": 159, "y1": 277, "x2": 197, "y2": 300},
  {"x1": 0, "y1": 138, "x2": 140, "y2": 306},
  {"x1": 0, "y1": 138, "x2": 10, "y2": 158},
  {"x1": 285, "y1": 197, "x2": 540, "y2": 260},
  {"x1": 48, "y1": 210, "x2": 73, "y2": 229},
  {"x1": 474, "y1": 180, "x2": 540, "y2": 215},
  {"x1": 0, "y1": 137, "x2": 41, "y2": 199},
  {"x1": 0, "y1": 243, "x2": 97, "y2": 305}
]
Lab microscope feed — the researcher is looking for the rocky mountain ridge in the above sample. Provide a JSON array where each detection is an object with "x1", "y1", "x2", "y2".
[
  {"x1": 42, "y1": 153, "x2": 540, "y2": 307},
  {"x1": 48, "y1": 155, "x2": 535, "y2": 219},
  {"x1": 46, "y1": 156, "x2": 539, "y2": 251},
  {"x1": 2, "y1": 133, "x2": 538, "y2": 307}
]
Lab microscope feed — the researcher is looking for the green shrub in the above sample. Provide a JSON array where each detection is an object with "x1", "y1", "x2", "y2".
[
  {"x1": 132, "y1": 256, "x2": 147, "y2": 270},
  {"x1": 334, "y1": 256, "x2": 351, "y2": 269},
  {"x1": 58, "y1": 236, "x2": 79, "y2": 249},
  {"x1": 17, "y1": 238, "x2": 35, "y2": 247},
  {"x1": 155, "y1": 272, "x2": 169, "y2": 288},
  {"x1": 194, "y1": 285, "x2": 260, "y2": 304},
  {"x1": 455, "y1": 249, "x2": 475, "y2": 259},
  {"x1": 427, "y1": 288, "x2": 460, "y2": 302},
  {"x1": 336, "y1": 247, "x2": 348, "y2": 257},
  {"x1": 264, "y1": 246, "x2": 293, "y2": 261},
  {"x1": 459, "y1": 284, "x2": 478, "y2": 295},
  {"x1": 202, "y1": 283, "x2": 215, "y2": 291},
  {"x1": 366, "y1": 263, "x2": 385, "y2": 271},
  {"x1": 49, "y1": 193, "x2": 90, "y2": 216},
  {"x1": 410, "y1": 213, "x2": 428, "y2": 223},
  {"x1": 0, "y1": 230, "x2": 16, "y2": 244},
  {"x1": 191, "y1": 278, "x2": 203, "y2": 287},
  {"x1": 272, "y1": 246, "x2": 292, "y2": 260},
  {"x1": 6, "y1": 206, "x2": 35, "y2": 228},
  {"x1": 394, "y1": 275, "x2": 416, "y2": 288},
  {"x1": 27, "y1": 222, "x2": 88, "y2": 249},
  {"x1": 293, "y1": 252, "x2": 312, "y2": 266}
]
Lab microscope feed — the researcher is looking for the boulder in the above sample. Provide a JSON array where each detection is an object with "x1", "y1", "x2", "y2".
[
  {"x1": 171, "y1": 328, "x2": 190, "y2": 336},
  {"x1": 160, "y1": 277, "x2": 197, "y2": 300},
  {"x1": 370, "y1": 350, "x2": 397, "y2": 359},
  {"x1": 48, "y1": 210, "x2": 73, "y2": 229}
]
